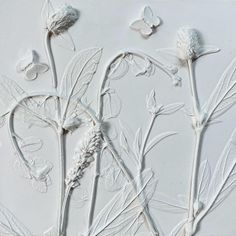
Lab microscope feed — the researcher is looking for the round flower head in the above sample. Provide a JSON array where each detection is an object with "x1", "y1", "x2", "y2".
[
  {"x1": 176, "y1": 27, "x2": 201, "y2": 61},
  {"x1": 47, "y1": 5, "x2": 79, "y2": 35}
]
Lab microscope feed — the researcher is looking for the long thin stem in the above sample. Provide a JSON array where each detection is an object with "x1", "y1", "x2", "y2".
[
  {"x1": 187, "y1": 60, "x2": 200, "y2": 116},
  {"x1": 57, "y1": 129, "x2": 66, "y2": 236},
  {"x1": 87, "y1": 151, "x2": 100, "y2": 230},
  {"x1": 139, "y1": 114, "x2": 156, "y2": 172},
  {"x1": 186, "y1": 59, "x2": 204, "y2": 236},
  {"x1": 60, "y1": 185, "x2": 72, "y2": 235},
  {"x1": 186, "y1": 130, "x2": 202, "y2": 235},
  {"x1": 45, "y1": 30, "x2": 65, "y2": 236},
  {"x1": 45, "y1": 31, "x2": 58, "y2": 88}
]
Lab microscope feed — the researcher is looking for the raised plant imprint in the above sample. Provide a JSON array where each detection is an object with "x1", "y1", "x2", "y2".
[
  {"x1": 0, "y1": 1, "x2": 236, "y2": 236},
  {"x1": 130, "y1": 6, "x2": 161, "y2": 38},
  {"x1": 16, "y1": 50, "x2": 49, "y2": 81}
]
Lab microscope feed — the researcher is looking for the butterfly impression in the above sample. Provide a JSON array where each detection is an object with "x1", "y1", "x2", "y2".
[
  {"x1": 130, "y1": 6, "x2": 161, "y2": 38},
  {"x1": 16, "y1": 50, "x2": 49, "y2": 81}
]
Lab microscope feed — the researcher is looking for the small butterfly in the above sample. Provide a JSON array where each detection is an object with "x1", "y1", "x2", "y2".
[
  {"x1": 16, "y1": 50, "x2": 49, "y2": 81},
  {"x1": 130, "y1": 6, "x2": 161, "y2": 37}
]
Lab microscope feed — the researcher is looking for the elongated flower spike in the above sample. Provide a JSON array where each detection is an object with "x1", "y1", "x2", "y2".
[{"x1": 46, "y1": 5, "x2": 79, "y2": 36}]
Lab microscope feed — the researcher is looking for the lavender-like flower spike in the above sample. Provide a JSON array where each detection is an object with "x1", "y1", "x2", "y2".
[
  {"x1": 176, "y1": 27, "x2": 201, "y2": 61},
  {"x1": 46, "y1": 5, "x2": 79, "y2": 35},
  {"x1": 65, "y1": 125, "x2": 102, "y2": 188}
]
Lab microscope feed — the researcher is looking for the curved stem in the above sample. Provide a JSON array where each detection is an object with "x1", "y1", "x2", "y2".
[
  {"x1": 8, "y1": 93, "x2": 57, "y2": 170},
  {"x1": 97, "y1": 50, "x2": 176, "y2": 119},
  {"x1": 45, "y1": 31, "x2": 58, "y2": 88}
]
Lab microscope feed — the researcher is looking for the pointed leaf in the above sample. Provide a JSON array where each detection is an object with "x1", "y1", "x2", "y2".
[
  {"x1": 61, "y1": 47, "x2": 102, "y2": 117},
  {"x1": 89, "y1": 169, "x2": 157, "y2": 236},
  {"x1": 133, "y1": 128, "x2": 142, "y2": 159},
  {"x1": 197, "y1": 160, "x2": 211, "y2": 201},
  {"x1": 144, "y1": 132, "x2": 177, "y2": 156},
  {"x1": 203, "y1": 57, "x2": 236, "y2": 121},
  {"x1": 160, "y1": 103, "x2": 184, "y2": 115},
  {"x1": 0, "y1": 203, "x2": 32, "y2": 236}
]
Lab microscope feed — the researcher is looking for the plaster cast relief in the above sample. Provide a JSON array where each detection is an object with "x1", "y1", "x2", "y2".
[
  {"x1": 130, "y1": 6, "x2": 161, "y2": 38},
  {"x1": 0, "y1": 1, "x2": 236, "y2": 236},
  {"x1": 16, "y1": 50, "x2": 49, "y2": 81}
]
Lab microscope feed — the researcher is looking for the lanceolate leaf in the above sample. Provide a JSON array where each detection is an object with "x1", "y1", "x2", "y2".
[
  {"x1": 120, "y1": 131, "x2": 130, "y2": 154},
  {"x1": 0, "y1": 202, "x2": 32, "y2": 236},
  {"x1": 150, "y1": 193, "x2": 188, "y2": 214},
  {"x1": 108, "y1": 57, "x2": 129, "y2": 80},
  {"x1": 206, "y1": 129, "x2": 236, "y2": 211},
  {"x1": 144, "y1": 131, "x2": 177, "y2": 156},
  {"x1": 61, "y1": 47, "x2": 102, "y2": 118},
  {"x1": 203, "y1": 57, "x2": 236, "y2": 121},
  {"x1": 197, "y1": 160, "x2": 211, "y2": 201},
  {"x1": 133, "y1": 128, "x2": 142, "y2": 159},
  {"x1": 88, "y1": 169, "x2": 157, "y2": 236},
  {"x1": 160, "y1": 103, "x2": 184, "y2": 115}
]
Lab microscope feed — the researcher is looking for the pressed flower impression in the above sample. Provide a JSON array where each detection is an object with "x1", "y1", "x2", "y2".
[{"x1": 0, "y1": 1, "x2": 236, "y2": 236}]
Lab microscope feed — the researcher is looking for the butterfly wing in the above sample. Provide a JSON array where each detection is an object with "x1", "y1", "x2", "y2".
[
  {"x1": 25, "y1": 63, "x2": 48, "y2": 81},
  {"x1": 16, "y1": 50, "x2": 35, "y2": 72},
  {"x1": 143, "y1": 6, "x2": 161, "y2": 28},
  {"x1": 130, "y1": 19, "x2": 152, "y2": 37}
]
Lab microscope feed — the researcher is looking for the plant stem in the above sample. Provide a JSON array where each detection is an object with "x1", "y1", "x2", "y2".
[
  {"x1": 187, "y1": 60, "x2": 200, "y2": 116},
  {"x1": 60, "y1": 185, "x2": 72, "y2": 235},
  {"x1": 87, "y1": 151, "x2": 100, "y2": 231},
  {"x1": 45, "y1": 30, "x2": 65, "y2": 236},
  {"x1": 139, "y1": 114, "x2": 156, "y2": 172},
  {"x1": 57, "y1": 129, "x2": 66, "y2": 236},
  {"x1": 186, "y1": 130, "x2": 203, "y2": 235},
  {"x1": 186, "y1": 59, "x2": 204, "y2": 235},
  {"x1": 45, "y1": 31, "x2": 58, "y2": 88}
]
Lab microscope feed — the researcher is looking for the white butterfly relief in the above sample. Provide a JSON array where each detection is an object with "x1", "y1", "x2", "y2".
[
  {"x1": 130, "y1": 6, "x2": 161, "y2": 37},
  {"x1": 16, "y1": 50, "x2": 49, "y2": 81}
]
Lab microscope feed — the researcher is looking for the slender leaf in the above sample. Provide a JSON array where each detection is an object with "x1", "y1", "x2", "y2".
[
  {"x1": 144, "y1": 132, "x2": 177, "y2": 156},
  {"x1": 197, "y1": 160, "x2": 211, "y2": 202},
  {"x1": 0, "y1": 203, "x2": 32, "y2": 236},
  {"x1": 160, "y1": 103, "x2": 184, "y2": 115},
  {"x1": 133, "y1": 128, "x2": 142, "y2": 159},
  {"x1": 203, "y1": 57, "x2": 236, "y2": 121},
  {"x1": 206, "y1": 129, "x2": 236, "y2": 211},
  {"x1": 88, "y1": 169, "x2": 157, "y2": 236}
]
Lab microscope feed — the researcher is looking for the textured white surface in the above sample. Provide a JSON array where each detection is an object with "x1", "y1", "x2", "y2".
[{"x1": 0, "y1": 0, "x2": 236, "y2": 236}]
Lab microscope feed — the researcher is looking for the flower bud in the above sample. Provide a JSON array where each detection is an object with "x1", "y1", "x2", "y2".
[
  {"x1": 176, "y1": 27, "x2": 200, "y2": 61},
  {"x1": 47, "y1": 5, "x2": 79, "y2": 35}
]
